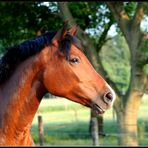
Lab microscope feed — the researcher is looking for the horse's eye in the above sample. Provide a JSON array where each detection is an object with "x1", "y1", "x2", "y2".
[{"x1": 69, "y1": 58, "x2": 79, "y2": 64}]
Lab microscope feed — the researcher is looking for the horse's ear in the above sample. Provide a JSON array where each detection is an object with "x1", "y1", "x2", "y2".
[
  {"x1": 68, "y1": 25, "x2": 78, "y2": 36},
  {"x1": 51, "y1": 21, "x2": 69, "y2": 45}
]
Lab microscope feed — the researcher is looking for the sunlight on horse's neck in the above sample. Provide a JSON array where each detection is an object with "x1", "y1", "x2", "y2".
[{"x1": 0, "y1": 47, "x2": 49, "y2": 145}]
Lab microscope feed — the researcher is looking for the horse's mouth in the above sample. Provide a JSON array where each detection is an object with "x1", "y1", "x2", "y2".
[
  {"x1": 88, "y1": 103, "x2": 105, "y2": 114},
  {"x1": 93, "y1": 104, "x2": 105, "y2": 114}
]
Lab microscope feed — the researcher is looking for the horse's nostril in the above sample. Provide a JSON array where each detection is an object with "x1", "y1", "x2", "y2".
[
  {"x1": 104, "y1": 92, "x2": 113, "y2": 104},
  {"x1": 106, "y1": 92, "x2": 113, "y2": 100}
]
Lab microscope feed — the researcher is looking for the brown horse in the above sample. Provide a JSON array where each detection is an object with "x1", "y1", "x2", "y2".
[{"x1": 0, "y1": 23, "x2": 116, "y2": 146}]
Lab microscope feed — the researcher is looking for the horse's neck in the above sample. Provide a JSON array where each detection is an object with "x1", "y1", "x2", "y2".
[{"x1": 0, "y1": 47, "x2": 49, "y2": 145}]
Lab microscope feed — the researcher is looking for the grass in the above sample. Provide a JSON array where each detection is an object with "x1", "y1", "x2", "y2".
[{"x1": 31, "y1": 94, "x2": 148, "y2": 146}]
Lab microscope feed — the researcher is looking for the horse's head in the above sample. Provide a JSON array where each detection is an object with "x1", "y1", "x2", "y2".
[{"x1": 43, "y1": 23, "x2": 116, "y2": 114}]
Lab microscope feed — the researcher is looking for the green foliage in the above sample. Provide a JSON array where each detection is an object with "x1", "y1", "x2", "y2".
[
  {"x1": 124, "y1": 2, "x2": 137, "y2": 17},
  {"x1": 100, "y1": 35, "x2": 130, "y2": 92},
  {"x1": 0, "y1": 2, "x2": 62, "y2": 48},
  {"x1": 69, "y1": 2, "x2": 113, "y2": 31},
  {"x1": 143, "y1": 64, "x2": 148, "y2": 75},
  {"x1": 0, "y1": 2, "x2": 115, "y2": 48},
  {"x1": 141, "y1": 38, "x2": 148, "y2": 54}
]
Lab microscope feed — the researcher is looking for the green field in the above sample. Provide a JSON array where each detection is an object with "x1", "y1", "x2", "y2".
[{"x1": 31, "y1": 94, "x2": 148, "y2": 146}]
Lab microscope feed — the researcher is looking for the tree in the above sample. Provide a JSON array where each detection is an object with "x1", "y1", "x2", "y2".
[
  {"x1": 106, "y1": 2, "x2": 148, "y2": 146},
  {"x1": 0, "y1": 2, "x2": 61, "y2": 48}
]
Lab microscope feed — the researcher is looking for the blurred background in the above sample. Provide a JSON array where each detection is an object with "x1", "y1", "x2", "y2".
[{"x1": 0, "y1": 2, "x2": 147, "y2": 146}]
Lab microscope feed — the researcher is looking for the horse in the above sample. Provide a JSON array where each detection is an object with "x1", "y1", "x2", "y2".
[{"x1": 0, "y1": 22, "x2": 116, "y2": 146}]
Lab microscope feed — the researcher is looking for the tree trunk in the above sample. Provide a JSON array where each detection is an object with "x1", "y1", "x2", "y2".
[{"x1": 115, "y1": 90, "x2": 143, "y2": 146}]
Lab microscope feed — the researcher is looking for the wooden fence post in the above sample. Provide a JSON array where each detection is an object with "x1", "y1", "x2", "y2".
[
  {"x1": 89, "y1": 109, "x2": 99, "y2": 146},
  {"x1": 38, "y1": 115, "x2": 44, "y2": 146},
  {"x1": 91, "y1": 117, "x2": 99, "y2": 146}
]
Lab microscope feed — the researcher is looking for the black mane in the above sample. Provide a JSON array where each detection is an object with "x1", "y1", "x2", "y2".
[{"x1": 0, "y1": 31, "x2": 56, "y2": 84}]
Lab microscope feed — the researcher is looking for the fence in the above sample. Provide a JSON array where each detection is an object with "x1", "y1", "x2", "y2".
[
  {"x1": 36, "y1": 114, "x2": 148, "y2": 146},
  {"x1": 33, "y1": 95, "x2": 148, "y2": 146}
]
